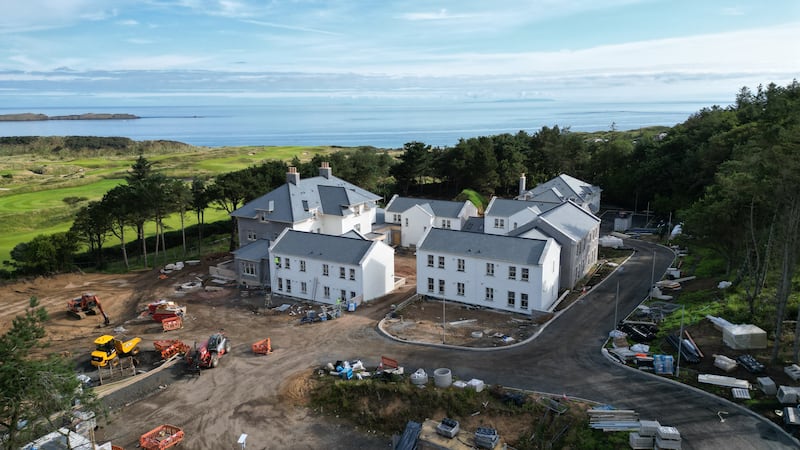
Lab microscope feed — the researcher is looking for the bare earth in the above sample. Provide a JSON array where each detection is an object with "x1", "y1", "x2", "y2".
[{"x1": 1, "y1": 254, "x2": 539, "y2": 449}]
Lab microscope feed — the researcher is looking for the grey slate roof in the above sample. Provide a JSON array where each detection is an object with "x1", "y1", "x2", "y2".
[
  {"x1": 462, "y1": 216, "x2": 485, "y2": 233},
  {"x1": 485, "y1": 198, "x2": 560, "y2": 217},
  {"x1": 418, "y1": 228, "x2": 547, "y2": 266},
  {"x1": 539, "y1": 201, "x2": 600, "y2": 241},
  {"x1": 231, "y1": 175, "x2": 381, "y2": 223},
  {"x1": 232, "y1": 239, "x2": 271, "y2": 261},
  {"x1": 271, "y1": 230, "x2": 375, "y2": 265},
  {"x1": 385, "y1": 196, "x2": 466, "y2": 218},
  {"x1": 529, "y1": 174, "x2": 600, "y2": 201}
]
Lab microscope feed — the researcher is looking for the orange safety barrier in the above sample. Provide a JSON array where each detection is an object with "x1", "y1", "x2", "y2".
[
  {"x1": 139, "y1": 424, "x2": 184, "y2": 450},
  {"x1": 153, "y1": 340, "x2": 190, "y2": 360},
  {"x1": 161, "y1": 316, "x2": 183, "y2": 332},
  {"x1": 379, "y1": 355, "x2": 398, "y2": 370},
  {"x1": 252, "y1": 337, "x2": 272, "y2": 355}
]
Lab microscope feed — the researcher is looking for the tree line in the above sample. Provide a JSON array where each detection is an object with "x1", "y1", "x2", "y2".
[{"x1": 5, "y1": 82, "x2": 800, "y2": 360}]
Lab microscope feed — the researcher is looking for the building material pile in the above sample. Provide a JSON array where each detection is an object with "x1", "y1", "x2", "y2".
[
  {"x1": 697, "y1": 374, "x2": 750, "y2": 390},
  {"x1": 588, "y1": 407, "x2": 640, "y2": 431},
  {"x1": 629, "y1": 420, "x2": 660, "y2": 449}
]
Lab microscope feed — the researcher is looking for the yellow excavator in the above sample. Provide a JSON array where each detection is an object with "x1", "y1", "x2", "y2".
[{"x1": 91, "y1": 335, "x2": 141, "y2": 368}]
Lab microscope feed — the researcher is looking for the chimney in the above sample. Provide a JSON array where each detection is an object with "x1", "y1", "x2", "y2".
[
  {"x1": 286, "y1": 166, "x2": 300, "y2": 185},
  {"x1": 519, "y1": 173, "x2": 526, "y2": 197},
  {"x1": 319, "y1": 161, "x2": 332, "y2": 179}
]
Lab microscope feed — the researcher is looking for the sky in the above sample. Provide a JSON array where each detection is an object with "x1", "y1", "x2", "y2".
[{"x1": 0, "y1": 0, "x2": 798, "y2": 106}]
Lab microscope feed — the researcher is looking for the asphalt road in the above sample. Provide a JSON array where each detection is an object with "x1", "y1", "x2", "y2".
[
  {"x1": 101, "y1": 238, "x2": 800, "y2": 449},
  {"x1": 377, "y1": 239, "x2": 799, "y2": 449}
]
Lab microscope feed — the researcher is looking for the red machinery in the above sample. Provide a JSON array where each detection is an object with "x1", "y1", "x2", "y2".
[
  {"x1": 153, "y1": 340, "x2": 191, "y2": 360},
  {"x1": 147, "y1": 300, "x2": 187, "y2": 323},
  {"x1": 187, "y1": 332, "x2": 230, "y2": 370},
  {"x1": 139, "y1": 424, "x2": 184, "y2": 450},
  {"x1": 252, "y1": 337, "x2": 272, "y2": 355},
  {"x1": 67, "y1": 293, "x2": 110, "y2": 325}
]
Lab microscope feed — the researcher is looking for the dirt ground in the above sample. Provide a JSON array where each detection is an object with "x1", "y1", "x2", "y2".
[
  {"x1": 5, "y1": 250, "x2": 790, "y2": 448},
  {"x1": 1, "y1": 253, "x2": 540, "y2": 449}
]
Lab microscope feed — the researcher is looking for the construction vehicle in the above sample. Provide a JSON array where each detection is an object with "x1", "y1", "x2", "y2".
[
  {"x1": 68, "y1": 293, "x2": 110, "y2": 325},
  {"x1": 91, "y1": 335, "x2": 141, "y2": 368},
  {"x1": 139, "y1": 424, "x2": 184, "y2": 450},
  {"x1": 186, "y1": 332, "x2": 230, "y2": 370}
]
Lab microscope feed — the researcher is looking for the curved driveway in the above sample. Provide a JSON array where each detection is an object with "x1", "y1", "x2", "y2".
[{"x1": 375, "y1": 239, "x2": 798, "y2": 450}]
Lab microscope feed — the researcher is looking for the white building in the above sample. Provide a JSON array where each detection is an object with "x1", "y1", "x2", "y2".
[
  {"x1": 483, "y1": 197, "x2": 551, "y2": 236},
  {"x1": 229, "y1": 162, "x2": 384, "y2": 287},
  {"x1": 484, "y1": 196, "x2": 600, "y2": 290},
  {"x1": 269, "y1": 229, "x2": 395, "y2": 305},
  {"x1": 232, "y1": 163, "x2": 382, "y2": 246},
  {"x1": 384, "y1": 195, "x2": 479, "y2": 247},
  {"x1": 416, "y1": 228, "x2": 561, "y2": 314},
  {"x1": 512, "y1": 201, "x2": 600, "y2": 290}
]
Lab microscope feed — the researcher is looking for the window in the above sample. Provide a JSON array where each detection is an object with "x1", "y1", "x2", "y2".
[
  {"x1": 340, "y1": 290, "x2": 347, "y2": 301},
  {"x1": 393, "y1": 213, "x2": 401, "y2": 222},
  {"x1": 323, "y1": 264, "x2": 329, "y2": 276},
  {"x1": 301, "y1": 282, "x2": 307, "y2": 294},
  {"x1": 405, "y1": 218, "x2": 409, "y2": 227},
  {"x1": 324, "y1": 286, "x2": 330, "y2": 299},
  {"x1": 241, "y1": 261, "x2": 256, "y2": 276},
  {"x1": 494, "y1": 218, "x2": 505, "y2": 228},
  {"x1": 513, "y1": 222, "x2": 518, "y2": 230},
  {"x1": 427, "y1": 278, "x2": 434, "y2": 293},
  {"x1": 486, "y1": 263, "x2": 494, "y2": 276},
  {"x1": 300, "y1": 260, "x2": 306, "y2": 272},
  {"x1": 286, "y1": 280, "x2": 292, "y2": 293},
  {"x1": 438, "y1": 256, "x2": 445, "y2": 269},
  {"x1": 438, "y1": 279, "x2": 445, "y2": 294},
  {"x1": 340, "y1": 267, "x2": 346, "y2": 279},
  {"x1": 521, "y1": 293, "x2": 529, "y2": 309},
  {"x1": 442, "y1": 219, "x2": 451, "y2": 229},
  {"x1": 521, "y1": 268, "x2": 529, "y2": 282},
  {"x1": 457, "y1": 258, "x2": 465, "y2": 272},
  {"x1": 350, "y1": 291, "x2": 356, "y2": 299},
  {"x1": 354, "y1": 223, "x2": 361, "y2": 231},
  {"x1": 277, "y1": 278, "x2": 283, "y2": 291},
  {"x1": 246, "y1": 230, "x2": 257, "y2": 241},
  {"x1": 485, "y1": 287, "x2": 494, "y2": 301},
  {"x1": 349, "y1": 268, "x2": 355, "y2": 280},
  {"x1": 507, "y1": 291, "x2": 515, "y2": 307},
  {"x1": 508, "y1": 266, "x2": 517, "y2": 280},
  {"x1": 427, "y1": 255, "x2": 434, "y2": 267},
  {"x1": 274, "y1": 257, "x2": 281, "y2": 268},
  {"x1": 457, "y1": 282, "x2": 465, "y2": 296},
  {"x1": 284, "y1": 258, "x2": 290, "y2": 270}
]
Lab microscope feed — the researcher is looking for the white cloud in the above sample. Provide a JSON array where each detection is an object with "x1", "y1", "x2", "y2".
[
  {"x1": 399, "y1": 9, "x2": 475, "y2": 21},
  {"x1": 721, "y1": 7, "x2": 746, "y2": 16},
  {"x1": 117, "y1": 19, "x2": 140, "y2": 26},
  {"x1": 126, "y1": 38, "x2": 154, "y2": 45},
  {"x1": 242, "y1": 19, "x2": 341, "y2": 35},
  {"x1": 109, "y1": 54, "x2": 213, "y2": 70},
  {"x1": 0, "y1": 0, "x2": 120, "y2": 33}
]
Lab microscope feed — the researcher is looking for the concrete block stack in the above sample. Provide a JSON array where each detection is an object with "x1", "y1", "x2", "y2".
[
  {"x1": 629, "y1": 420, "x2": 659, "y2": 449},
  {"x1": 654, "y1": 426, "x2": 681, "y2": 450}
]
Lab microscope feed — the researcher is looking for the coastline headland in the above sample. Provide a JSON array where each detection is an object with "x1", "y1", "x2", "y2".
[{"x1": 0, "y1": 113, "x2": 139, "y2": 121}]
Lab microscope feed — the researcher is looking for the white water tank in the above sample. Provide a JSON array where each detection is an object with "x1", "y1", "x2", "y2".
[{"x1": 434, "y1": 368, "x2": 452, "y2": 388}]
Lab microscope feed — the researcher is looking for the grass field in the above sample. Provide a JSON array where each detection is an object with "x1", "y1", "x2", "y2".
[{"x1": 0, "y1": 144, "x2": 342, "y2": 264}]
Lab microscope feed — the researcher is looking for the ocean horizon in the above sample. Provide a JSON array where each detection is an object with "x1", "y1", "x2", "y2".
[{"x1": 0, "y1": 98, "x2": 730, "y2": 149}]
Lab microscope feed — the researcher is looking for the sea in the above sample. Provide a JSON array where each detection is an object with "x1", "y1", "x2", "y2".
[{"x1": 0, "y1": 98, "x2": 729, "y2": 149}]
